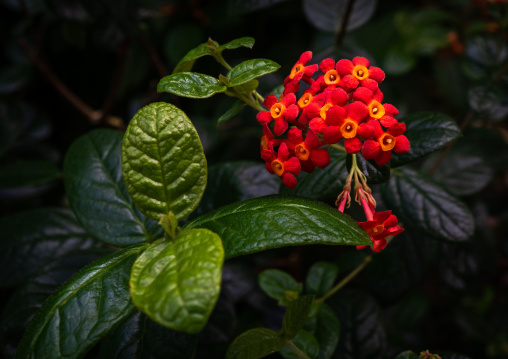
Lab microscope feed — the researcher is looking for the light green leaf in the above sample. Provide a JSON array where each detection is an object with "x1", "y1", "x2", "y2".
[
  {"x1": 218, "y1": 37, "x2": 255, "y2": 51},
  {"x1": 184, "y1": 195, "x2": 372, "y2": 258},
  {"x1": 173, "y1": 43, "x2": 214, "y2": 73},
  {"x1": 157, "y1": 72, "x2": 227, "y2": 98},
  {"x1": 226, "y1": 328, "x2": 286, "y2": 359},
  {"x1": 122, "y1": 102, "x2": 207, "y2": 221},
  {"x1": 64, "y1": 129, "x2": 161, "y2": 246},
  {"x1": 129, "y1": 229, "x2": 224, "y2": 333},
  {"x1": 227, "y1": 59, "x2": 280, "y2": 87},
  {"x1": 259, "y1": 269, "x2": 302, "y2": 306},
  {"x1": 16, "y1": 243, "x2": 147, "y2": 359}
]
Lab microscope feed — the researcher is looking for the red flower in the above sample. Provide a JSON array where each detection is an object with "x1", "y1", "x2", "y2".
[
  {"x1": 296, "y1": 81, "x2": 322, "y2": 125},
  {"x1": 284, "y1": 51, "x2": 319, "y2": 86},
  {"x1": 321, "y1": 101, "x2": 369, "y2": 153},
  {"x1": 307, "y1": 88, "x2": 349, "y2": 133},
  {"x1": 353, "y1": 87, "x2": 399, "y2": 127},
  {"x1": 356, "y1": 211, "x2": 404, "y2": 252},
  {"x1": 359, "y1": 121, "x2": 410, "y2": 165},
  {"x1": 260, "y1": 125, "x2": 281, "y2": 151},
  {"x1": 256, "y1": 93, "x2": 299, "y2": 136},
  {"x1": 286, "y1": 128, "x2": 330, "y2": 173},
  {"x1": 261, "y1": 142, "x2": 301, "y2": 189},
  {"x1": 316, "y1": 58, "x2": 349, "y2": 91},
  {"x1": 337, "y1": 57, "x2": 385, "y2": 92}
]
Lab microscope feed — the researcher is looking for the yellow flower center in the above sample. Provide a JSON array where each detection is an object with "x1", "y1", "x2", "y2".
[
  {"x1": 298, "y1": 93, "x2": 313, "y2": 108},
  {"x1": 295, "y1": 143, "x2": 310, "y2": 161},
  {"x1": 271, "y1": 160, "x2": 285, "y2": 176},
  {"x1": 320, "y1": 103, "x2": 333, "y2": 119},
  {"x1": 379, "y1": 133, "x2": 396, "y2": 151},
  {"x1": 372, "y1": 224, "x2": 384, "y2": 234},
  {"x1": 324, "y1": 69, "x2": 340, "y2": 85},
  {"x1": 340, "y1": 120, "x2": 358, "y2": 139},
  {"x1": 260, "y1": 135, "x2": 269, "y2": 150},
  {"x1": 353, "y1": 65, "x2": 369, "y2": 80},
  {"x1": 270, "y1": 103, "x2": 286, "y2": 119},
  {"x1": 289, "y1": 64, "x2": 305, "y2": 80},
  {"x1": 368, "y1": 101, "x2": 385, "y2": 119}
]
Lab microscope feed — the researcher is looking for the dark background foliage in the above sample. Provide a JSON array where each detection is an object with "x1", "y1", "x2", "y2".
[{"x1": 1, "y1": 0, "x2": 508, "y2": 358}]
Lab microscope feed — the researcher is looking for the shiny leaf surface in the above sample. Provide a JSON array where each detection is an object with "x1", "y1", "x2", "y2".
[
  {"x1": 157, "y1": 73, "x2": 227, "y2": 98},
  {"x1": 227, "y1": 59, "x2": 280, "y2": 87}
]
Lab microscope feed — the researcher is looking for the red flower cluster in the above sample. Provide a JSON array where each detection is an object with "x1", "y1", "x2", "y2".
[{"x1": 257, "y1": 52, "x2": 410, "y2": 188}]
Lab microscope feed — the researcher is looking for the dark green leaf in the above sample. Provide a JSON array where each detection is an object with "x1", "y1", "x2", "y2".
[
  {"x1": 259, "y1": 269, "x2": 302, "y2": 306},
  {"x1": 184, "y1": 195, "x2": 372, "y2": 258},
  {"x1": 381, "y1": 168, "x2": 474, "y2": 242},
  {"x1": 303, "y1": 0, "x2": 377, "y2": 33},
  {"x1": 0, "y1": 208, "x2": 99, "y2": 288},
  {"x1": 193, "y1": 161, "x2": 280, "y2": 216},
  {"x1": 228, "y1": 79, "x2": 259, "y2": 95},
  {"x1": 64, "y1": 129, "x2": 160, "y2": 246},
  {"x1": 227, "y1": 59, "x2": 280, "y2": 87},
  {"x1": 394, "y1": 351, "x2": 419, "y2": 359},
  {"x1": 122, "y1": 102, "x2": 207, "y2": 221},
  {"x1": 283, "y1": 295, "x2": 315, "y2": 339},
  {"x1": 0, "y1": 160, "x2": 60, "y2": 188},
  {"x1": 129, "y1": 229, "x2": 224, "y2": 333},
  {"x1": 280, "y1": 330, "x2": 319, "y2": 359},
  {"x1": 305, "y1": 304, "x2": 340, "y2": 359},
  {"x1": 420, "y1": 137, "x2": 495, "y2": 196},
  {"x1": 347, "y1": 153, "x2": 390, "y2": 185},
  {"x1": 305, "y1": 262, "x2": 339, "y2": 298},
  {"x1": 328, "y1": 289, "x2": 386, "y2": 359},
  {"x1": 226, "y1": 328, "x2": 286, "y2": 359},
  {"x1": 218, "y1": 37, "x2": 255, "y2": 51},
  {"x1": 281, "y1": 148, "x2": 347, "y2": 200},
  {"x1": 16, "y1": 243, "x2": 147, "y2": 359},
  {"x1": 217, "y1": 101, "x2": 247, "y2": 125},
  {"x1": 0, "y1": 248, "x2": 113, "y2": 358},
  {"x1": 157, "y1": 73, "x2": 227, "y2": 98},
  {"x1": 391, "y1": 112, "x2": 461, "y2": 167},
  {"x1": 164, "y1": 23, "x2": 204, "y2": 68},
  {"x1": 99, "y1": 311, "x2": 197, "y2": 359},
  {"x1": 173, "y1": 43, "x2": 213, "y2": 73}
]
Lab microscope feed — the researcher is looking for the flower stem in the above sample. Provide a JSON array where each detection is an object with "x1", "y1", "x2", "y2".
[
  {"x1": 330, "y1": 143, "x2": 347, "y2": 152},
  {"x1": 316, "y1": 255, "x2": 372, "y2": 304}
]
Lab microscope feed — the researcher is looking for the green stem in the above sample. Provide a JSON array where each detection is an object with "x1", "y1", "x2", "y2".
[
  {"x1": 316, "y1": 255, "x2": 372, "y2": 303},
  {"x1": 253, "y1": 90, "x2": 265, "y2": 103},
  {"x1": 285, "y1": 341, "x2": 311, "y2": 359},
  {"x1": 330, "y1": 143, "x2": 347, "y2": 152},
  {"x1": 214, "y1": 53, "x2": 233, "y2": 71}
]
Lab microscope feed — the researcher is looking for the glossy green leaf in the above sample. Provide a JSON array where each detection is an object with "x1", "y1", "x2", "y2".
[
  {"x1": 283, "y1": 295, "x2": 315, "y2": 339},
  {"x1": 99, "y1": 311, "x2": 197, "y2": 359},
  {"x1": 226, "y1": 328, "x2": 286, "y2": 359},
  {"x1": 259, "y1": 269, "x2": 302, "y2": 306},
  {"x1": 328, "y1": 289, "x2": 386, "y2": 359},
  {"x1": 122, "y1": 102, "x2": 207, "y2": 221},
  {"x1": 391, "y1": 112, "x2": 461, "y2": 167},
  {"x1": 280, "y1": 330, "x2": 319, "y2": 359},
  {"x1": 381, "y1": 168, "x2": 474, "y2": 242},
  {"x1": 0, "y1": 208, "x2": 99, "y2": 288},
  {"x1": 16, "y1": 243, "x2": 147, "y2": 359},
  {"x1": 157, "y1": 73, "x2": 227, "y2": 98},
  {"x1": 228, "y1": 79, "x2": 259, "y2": 95},
  {"x1": 184, "y1": 195, "x2": 372, "y2": 258},
  {"x1": 394, "y1": 351, "x2": 419, "y2": 359},
  {"x1": 173, "y1": 43, "x2": 214, "y2": 73},
  {"x1": 227, "y1": 59, "x2": 280, "y2": 87},
  {"x1": 218, "y1": 37, "x2": 255, "y2": 51},
  {"x1": 421, "y1": 138, "x2": 495, "y2": 196},
  {"x1": 305, "y1": 304, "x2": 340, "y2": 359},
  {"x1": 0, "y1": 248, "x2": 113, "y2": 358},
  {"x1": 129, "y1": 229, "x2": 224, "y2": 333},
  {"x1": 217, "y1": 100, "x2": 246, "y2": 125},
  {"x1": 0, "y1": 160, "x2": 60, "y2": 188},
  {"x1": 305, "y1": 262, "x2": 339, "y2": 298},
  {"x1": 193, "y1": 161, "x2": 279, "y2": 217},
  {"x1": 303, "y1": 0, "x2": 377, "y2": 33},
  {"x1": 64, "y1": 129, "x2": 160, "y2": 246},
  {"x1": 281, "y1": 148, "x2": 347, "y2": 200},
  {"x1": 347, "y1": 153, "x2": 390, "y2": 185}
]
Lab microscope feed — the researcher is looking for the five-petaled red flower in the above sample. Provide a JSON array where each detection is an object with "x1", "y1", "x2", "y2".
[
  {"x1": 359, "y1": 121, "x2": 411, "y2": 165},
  {"x1": 286, "y1": 128, "x2": 330, "y2": 173},
  {"x1": 261, "y1": 142, "x2": 301, "y2": 189},
  {"x1": 356, "y1": 211, "x2": 404, "y2": 252},
  {"x1": 336, "y1": 56, "x2": 385, "y2": 92},
  {"x1": 256, "y1": 93, "x2": 299, "y2": 136}
]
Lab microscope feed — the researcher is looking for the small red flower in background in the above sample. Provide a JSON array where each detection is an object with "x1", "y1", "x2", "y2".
[
  {"x1": 336, "y1": 56, "x2": 385, "y2": 92},
  {"x1": 256, "y1": 93, "x2": 299, "y2": 136},
  {"x1": 286, "y1": 128, "x2": 330, "y2": 173},
  {"x1": 356, "y1": 211, "x2": 404, "y2": 252},
  {"x1": 359, "y1": 121, "x2": 410, "y2": 165},
  {"x1": 261, "y1": 142, "x2": 301, "y2": 189}
]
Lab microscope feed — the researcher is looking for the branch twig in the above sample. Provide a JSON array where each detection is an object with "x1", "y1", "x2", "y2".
[{"x1": 335, "y1": 0, "x2": 356, "y2": 47}]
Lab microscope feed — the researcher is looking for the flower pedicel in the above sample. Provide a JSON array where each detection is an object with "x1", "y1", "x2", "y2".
[{"x1": 256, "y1": 53, "x2": 410, "y2": 251}]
